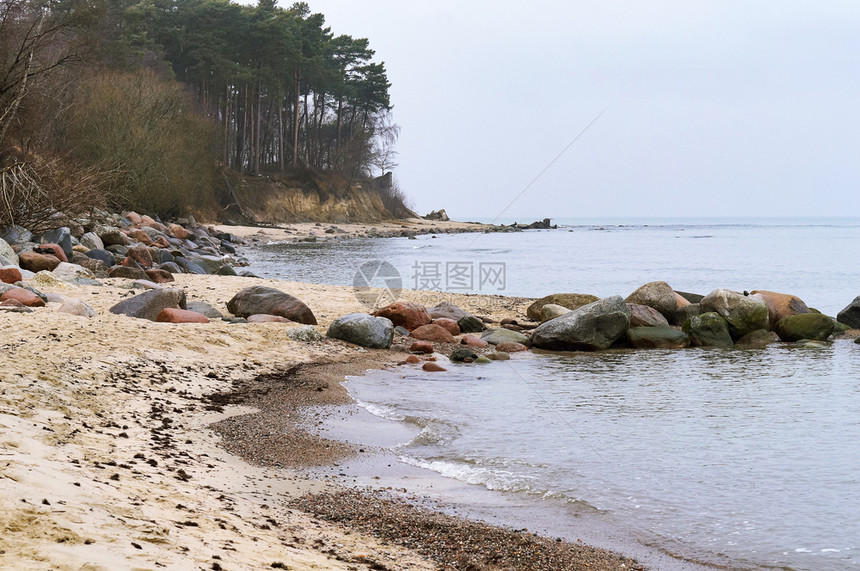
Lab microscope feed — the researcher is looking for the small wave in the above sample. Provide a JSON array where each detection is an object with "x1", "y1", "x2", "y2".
[
  {"x1": 398, "y1": 455, "x2": 538, "y2": 493},
  {"x1": 353, "y1": 399, "x2": 406, "y2": 422}
]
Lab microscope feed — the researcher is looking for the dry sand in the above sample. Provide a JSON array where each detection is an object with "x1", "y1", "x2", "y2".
[{"x1": 0, "y1": 270, "x2": 647, "y2": 570}]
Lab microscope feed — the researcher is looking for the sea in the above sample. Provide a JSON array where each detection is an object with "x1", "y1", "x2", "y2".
[{"x1": 243, "y1": 217, "x2": 860, "y2": 571}]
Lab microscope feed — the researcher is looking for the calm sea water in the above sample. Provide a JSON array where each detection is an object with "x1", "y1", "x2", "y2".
[{"x1": 245, "y1": 218, "x2": 860, "y2": 570}]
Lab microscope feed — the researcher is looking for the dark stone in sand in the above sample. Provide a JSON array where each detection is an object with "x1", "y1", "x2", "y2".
[
  {"x1": 837, "y1": 296, "x2": 860, "y2": 328},
  {"x1": 85, "y1": 248, "x2": 116, "y2": 267},
  {"x1": 457, "y1": 315, "x2": 486, "y2": 334},
  {"x1": 216, "y1": 265, "x2": 238, "y2": 276},
  {"x1": 40, "y1": 227, "x2": 73, "y2": 260},
  {"x1": 152, "y1": 249, "x2": 175, "y2": 264},
  {"x1": 449, "y1": 347, "x2": 478, "y2": 362},
  {"x1": 182, "y1": 260, "x2": 208, "y2": 275},
  {"x1": 108, "y1": 266, "x2": 149, "y2": 280},
  {"x1": 145, "y1": 269, "x2": 174, "y2": 283},
  {"x1": 530, "y1": 296, "x2": 630, "y2": 351},
  {"x1": 158, "y1": 261, "x2": 184, "y2": 274},
  {"x1": 774, "y1": 313, "x2": 834, "y2": 342},
  {"x1": 186, "y1": 301, "x2": 224, "y2": 319},
  {"x1": 627, "y1": 326, "x2": 690, "y2": 349},
  {"x1": 109, "y1": 288, "x2": 187, "y2": 321},
  {"x1": 394, "y1": 326, "x2": 410, "y2": 336},
  {"x1": 682, "y1": 312, "x2": 733, "y2": 348},
  {"x1": 327, "y1": 313, "x2": 394, "y2": 349},
  {"x1": 19, "y1": 250, "x2": 61, "y2": 272},
  {"x1": 227, "y1": 285, "x2": 317, "y2": 325}
]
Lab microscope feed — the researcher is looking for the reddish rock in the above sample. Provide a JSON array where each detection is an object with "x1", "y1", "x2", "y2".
[
  {"x1": 127, "y1": 228, "x2": 153, "y2": 245},
  {"x1": 125, "y1": 245, "x2": 154, "y2": 268},
  {"x1": 409, "y1": 340, "x2": 434, "y2": 354},
  {"x1": 125, "y1": 211, "x2": 143, "y2": 225},
  {"x1": 140, "y1": 215, "x2": 166, "y2": 232},
  {"x1": 410, "y1": 323, "x2": 455, "y2": 343},
  {"x1": 1, "y1": 287, "x2": 45, "y2": 307},
  {"x1": 373, "y1": 302, "x2": 431, "y2": 331},
  {"x1": 0, "y1": 299, "x2": 25, "y2": 308},
  {"x1": 226, "y1": 286, "x2": 317, "y2": 325},
  {"x1": 0, "y1": 267, "x2": 22, "y2": 284},
  {"x1": 750, "y1": 290, "x2": 811, "y2": 328},
  {"x1": 496, "y1": 342, "x2": 528, "y2": 353},
  {"x1": 675, "y1": 292, "x2": 691, "y2": 309},
  {"x1": 145, "y1": 269, "x2": 175, "y2": 283},
  {"x1": 152, "y1": 236, "x2": 170, "y2": 248},
  {"x1": 404, "y1": 355, "x2": 421, "y2": 364},
  {"x1": 109, "y1": 266, "x2": 149, "y2": 280},
  {"x1": 461, "y1": 335, "x2": 490, "y2": 348},
  {"x1": 432, "y1": 317, "x2": 460, "y2": 336},
  {"x1": 18, "y1": 250, "x2": 61, "y2": 272},
  {"x1": 273, "y1": 298, "x2": 317, "y2": 325},
  {"x1": 35, "y1": 243, "x2": 68, "y2": 263},
  {"x1": 628, "y1": 303, "x2": 670, "y2": 328},
  {"x1": 422, "y1": 362, "x2": 447, "y2": 372},
  {"x1": 156, "y1": 308, "x2": 209, "y2": 323},
  {"x1": 247, "y1": 314, "x2": 291, "y2": 323},
  {"x1": 168, "y1": 223, "x2": 192, "y2": 240}
]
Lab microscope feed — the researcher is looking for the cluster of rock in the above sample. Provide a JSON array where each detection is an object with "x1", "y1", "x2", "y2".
[
  {"x1": 527, "y1": 281, "x2": 849, "y2": 352},
  {"x1": 508, "y1": 218, "x2": 557, "y2": 230},
  {"x1": 0, "y1": 210, "x2": 249, "y2": 287}
]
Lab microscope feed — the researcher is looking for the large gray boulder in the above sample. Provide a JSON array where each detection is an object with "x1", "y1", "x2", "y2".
[
  {"x1": 774, "y1": 313, "x2": 834, "y2": 342},
  {"x1": 109, "y1": 288, "x2": 187, "y2": 321},
  {"x1": 0, "y1": 237, "x2": 18, "y2": 266},
  {"x1": 699, "y1": 288, "x2": 769, "y2": 338},
  {"x1": 836, "y1": 296, "x2": 860, "y2": 328},
  {"x1": 682, "y1": 312, "x2": 733, "y2": 348},
  {"x1": 327, "y1": 313, "x2": 394, "y2": 349},
  {"x1": 41, "y1": 227, "x2": 73, "y2": 261},
  {"x1": 529, "y1": 295, "x2": 631, "y2": 351},
  {"x1": 226, "y1": 285, "x2": 317, "y2": 325},
  {"x1": 625, "y1": 281, "x2": 677, "y2": 319},
  {"x1": 481, "y1": 328, "x2": 529, "y2": 345},
  {"x1": 80, "y1": 231, "x2": 105, "y2": 251},
  {"x1": 526, "y1": 293, "x2": 600, "y2": 321},
  {"x1": 427, "y1": 301, "x2": 470, "y2": 321}
]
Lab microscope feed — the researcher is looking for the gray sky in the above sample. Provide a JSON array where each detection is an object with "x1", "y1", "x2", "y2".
[{"x1": 306, "y1": 1, "x2": 860, "y2": 220}]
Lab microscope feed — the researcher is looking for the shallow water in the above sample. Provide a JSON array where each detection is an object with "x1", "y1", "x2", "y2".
[{"x1": 245, "y1": 218, "x2": 860, "y2": 570}]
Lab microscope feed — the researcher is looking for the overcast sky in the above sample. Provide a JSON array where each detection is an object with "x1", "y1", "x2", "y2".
[{"x1": 302, "y1": 1, "x2": 860, "y2": 221}]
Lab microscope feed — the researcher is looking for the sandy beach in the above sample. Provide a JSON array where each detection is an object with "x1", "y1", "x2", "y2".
[{"x1": 0, "y1": 268, "x2": 646, "y2": 570}]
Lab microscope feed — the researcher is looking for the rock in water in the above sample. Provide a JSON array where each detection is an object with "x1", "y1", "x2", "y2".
[
  {"x1": 627, "y1": 326, "x2": 689, "y2": 349},
  {"x1": 327, "y1": 314, "x2": 394, "y2": 349},
  {"x1": 109, "y1": 288, "x2": 187, "y2": 321},
  {"x1": 836, "y1": 296, "x2": 860, "y2": 328},
  {"x1": 627, "y1": 303, "x2": 670, "y2": 328},
  {"x1": 526, "y1": 293, "x2": 600, "y2": 321},
  {"x1": 735, "y1": 329, "x2": 773, "y2": 347},
  {"x1": 682, "y1": 312, "x2": 734, "y2": 348},
  {"x1": 699, "y1": 288, "x2": 769, "y2": 338},
  {"x1": 226, "y1": 285, "x2": 317, "y2": 325},
  {"x1": 750, "y1": 290, "x2": 811, "y2": 328},
  {"x1": 449, "y1": 347, "x2": 478, "y2": 362},
  {"x1": 625, "y1": 281, "x2": 677, "y2": 319},
  {"x1": 481, "y1": 328, "x2": 529, "y2": 346},
  {"x1": 773, "y1": 313, "x2": 834, "y2": 342},
  {"x1": 530, "y1": 296, "x2": 631, "y2": 351},
  {"x1": 373, "y1": 302, "x2": 431, "y2": 331}
]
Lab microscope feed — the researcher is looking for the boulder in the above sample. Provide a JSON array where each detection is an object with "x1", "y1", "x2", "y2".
[
  {"x1": 127, "y1": 228, "x2": 153, "y2": 245},
  {"x1": 74, "y1": 256, "x2": 109, "y2": 277},
  {"x1": 79, "y1": 231, "x2": 105, "y2": 251},
  {"x1": 0, "y1": 238, "x2": 18, "y2": 266},
  {"x1": 109, "y1": 288, "x2": 187, "y2": 321},
  {"x1": 58, "y1": 298, "x2": 96, "y2": 318},
  {"x1": 410, "y1": 340, "x2": 435, "y2": 354},
  {"x1": 450, "y1": 347, "x2": 478, "y2": 362},
  {"x1": 124, "y1": 211, "x2": 142, "y2": 225},
  {"x1": 672, "y1": 303, "x2": 702, "y2": 327},
  {"x1": 676, "y1": 291, "x2": 704, "y2": 304},
  {"x1": 486, "y1": 351, "x2": 510, "y2": 361},
  {"x1": 427, "y1": 301, "x2": 469, "y2": 321},
  {"x1": 108, "y1": 266, "x2": 149, "y2": 280},
  {"x1": 735, "y1": 329, "x2": 773, "y2": 347},
  {"x1": 410, "y1": 324, "x2": 455, "y2": 343},
  {"x1": 461, "y1": 335, "x2": 490, "y2": 348},
  {"x1": 496, "y1": 342, "x2": 528, "y2": 353},
  {"x1": 540, "y1": 303, "x2": 571, "y2": 322},
  {"x1": 699, "y1": 289, "x2": 769, "y2": 338},
  {"x1": 0, "y1": 287, "x2": 46, "y2": 307},
  {"x1": 836, "y1": 296, "x2": 860, "y2": 328},
  {"x1": 95, "y1": 225, "x2": 129, "y2": 247},
  {"x1": 422, "y1": 362, "x2": 447, "y2": 372},
  {"x1": 52, "y1": 262, "x2": 95, "y2": 282},
  {"x1": 403, "y1": 355, "x2": 421, "y2": 364},
  {"x1": 35, "y1": 243, "x2": 68, "y2": 263},
  {"x1": 186, "y1": 301, "x2": 224, "y2": 319},
  {"x1": 432, "y1": 317, "x2": 460, "y2": 336},
  {"x1": 674, "y1": 292, "x2": 691, "y2": 309},
  {"x1": 526, "y1": 293, "x2": 600, "y2": 321},
  {"x1": 125, "y1": 245, "x2": 154, "y2": 268},
  {"x1": 529, "y1": 296, "x2": 631, "y2": 351},
  {"x1": 625, "y1": 281, "x2": 677, "y2": 319},
  {"x1": 481, "y1": 328, "x2": 529, "y2": 345},
  {"x1": 682, "y1": 312, "x2": 733, "y2": 348},
  {"x1": 627, "y1": 326, "x2": 690, "y2": 349},
  {"x1": 168, "y1": 223, "x2": 192, "y2": 240},
  {"x1": 0, "y1": 267, "x2": 22, "y2": 284},
  {"x1": 226, "y1": 285, "x2": 317, "y2": 325},
  {"x1": 373, "y1": 302, "x2": 431, "y2": 331},
  {"x1": 773, "y1": 313, "x2": 834, "y2": 342},
  {"x1": 145, "y1": 269, "x2": 175, "y2": 284},
  {"x1": 18, "y1": 250, "x2": 61, "y2": 272},
  {"x1": 286, "y1": 325, "x2": 323, "y2": 343},
  {"x1": 627, "y1": 303, "x2": 670, "y2": 328},
  {"x1": 326, "y1": 313, "x2": 394, "y2": 349},
  {"x1": 457, "y1": 315, "x2": 486, "y2": 333},
  {"x1": 156, "y1": 308, "x2": 210, "y2": 324},
  {"x1": 750, "y1": 290, "x2": 811, "y2": 328},
  {"x1": 40, "y1": 228, "x2": 73, "y2": 260},
  {"x1": 85, "y1": 249, "x2": 116, "y2": 267}
]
